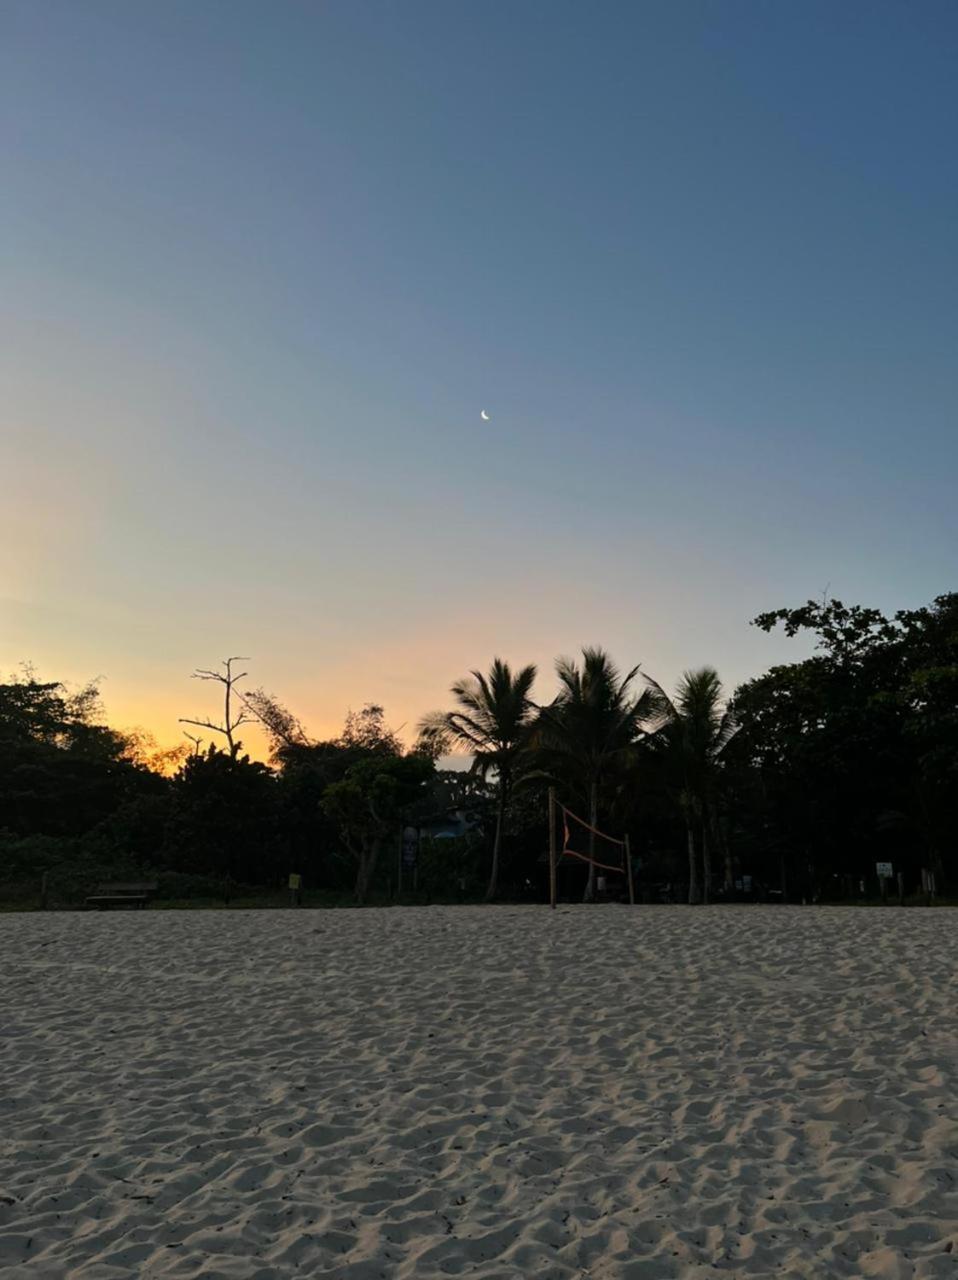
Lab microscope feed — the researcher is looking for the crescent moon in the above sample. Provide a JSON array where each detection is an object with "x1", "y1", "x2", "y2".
[{"x1": 480, "y1": 410, "x2": 490, "y2": 420}]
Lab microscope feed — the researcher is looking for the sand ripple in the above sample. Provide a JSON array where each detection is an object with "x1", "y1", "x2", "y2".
[{"x1": 1, "y1": 905, "x2": 956, "y2": 1277}]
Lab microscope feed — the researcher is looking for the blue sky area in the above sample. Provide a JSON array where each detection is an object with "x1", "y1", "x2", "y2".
[{"x1": 3, "y1": 1, "x2": 956, "y2": 747}]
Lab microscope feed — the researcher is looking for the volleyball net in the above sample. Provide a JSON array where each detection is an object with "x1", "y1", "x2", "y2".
[{"x1": 548, "y1": 791, "x2": 634, "y2": 906}]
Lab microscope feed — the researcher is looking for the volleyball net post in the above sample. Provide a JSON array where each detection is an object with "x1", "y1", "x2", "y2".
[{"x1": 548, "y1": 786, "x2": 557, "y2": 910}]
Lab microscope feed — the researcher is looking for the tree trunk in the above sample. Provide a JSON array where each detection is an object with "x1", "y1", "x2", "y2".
[
  {"x1": 225, "y1": 674, "x2": 235, "y2": 757},
  {"x1": 930, "y1": 845, "x2": 945, "y2": 893},
  {"x1": 485, "y1": 788, "x2": 506, "y2": 902},
  {"x1": 720, "y1": 818, "x2": 734, "y2": 890},
  {"x1": 583, "y1": 780, "x2": 598, "y2": 902},
  {"x1": 701, "y1": 820, "x2": 712, "y2": 905},
  {"x1": 355, "y1": 840, "x2": 379, "y2": 904},
  {"x1": 687, "y1": 821, "x2": 699, "y2": 904}
]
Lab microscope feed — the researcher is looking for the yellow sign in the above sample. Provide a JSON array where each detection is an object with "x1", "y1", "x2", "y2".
[{"x1": 288, "y1": 873, "x2": 302, "y2": 890}]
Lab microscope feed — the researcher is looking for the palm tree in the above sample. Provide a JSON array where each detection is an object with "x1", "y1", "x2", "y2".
[
  {"x1": 538, "y1": 647, "x2": 655, "y2": 901},
  {"x1": 643, "y1": 667, "x2": 737, "y2": 903},
  {"x1": 418, "y1": 658, "x2": 537, "y2": 901}
]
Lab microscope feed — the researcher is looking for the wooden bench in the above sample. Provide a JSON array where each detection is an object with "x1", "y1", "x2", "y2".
[{"x1": 85, "y1": 881, "x2": 158, "y2": 910}]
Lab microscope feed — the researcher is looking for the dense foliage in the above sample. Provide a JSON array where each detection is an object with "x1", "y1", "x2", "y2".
[{"x1": 1, "y1": 591, "x2": 955, "y2": 907}]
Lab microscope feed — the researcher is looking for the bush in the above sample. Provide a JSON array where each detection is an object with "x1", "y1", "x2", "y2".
[
  {"x1": 412, "y1": 833, "x2": 486, "y2": 900},
  {"x1": 153, "y1": 871, "x2": 254, "y2": 900}
]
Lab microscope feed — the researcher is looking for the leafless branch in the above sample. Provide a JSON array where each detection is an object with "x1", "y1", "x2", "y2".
[
  {"x1": 192, "y1": 667, "x2": 249, "y2": 684},
  {"x1": 180, "y1": 657, "x2": 254, "y2": 757}
]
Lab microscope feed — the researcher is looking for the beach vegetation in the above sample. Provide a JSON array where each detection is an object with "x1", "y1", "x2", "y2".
[{"x1": 1, "y1": 591, "x2": 955, "y2": 908}]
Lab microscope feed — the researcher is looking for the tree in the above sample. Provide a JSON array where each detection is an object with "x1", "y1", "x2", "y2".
[
  {"x1": 254, "y1": 704, "x2": 408, "y2": 894},
  {"x1": 418, "y1": 658, "x2": 537, "y2": 900},
  {"x1": 0, "y1": 670, "x2": 147, "y2": 839},
  {"x1": 537, "y1": 648, "x2": 655, "y2": 901},
  {"x1": 340, "y1": 704, "x2": 403, "y2": 756},
  {"x1": 0, "y1": 669, "x2": 124, "y2": 753},
  {"x1": 122, "y1": 729, "x2": 190, "y2": 775},
  {"x1": 644, "y1": 668, "x2": 737, "y2": 903},
  {"x1": 734, "y1": 593, "x2": 958, "y2": 894},
  {"x1": 242, "y1": 687, "x2": 311, "y2": 757},
  {"x1": 898, "y1": 601, "x2": 958, "y2": 883},
  {"x1": 322, "y1": 752, "x2": 434, "y2": 902},
  {"x1": 179, "y1": 657, "x2": 254, "y2": 757},
  {"x1": 164, "y1": 745, "x2": 279, "y2": 883}
]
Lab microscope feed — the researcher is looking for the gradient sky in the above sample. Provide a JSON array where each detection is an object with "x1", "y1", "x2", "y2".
[{"x1": 3, "y1": 1, "x2": 956, "y2": 756}]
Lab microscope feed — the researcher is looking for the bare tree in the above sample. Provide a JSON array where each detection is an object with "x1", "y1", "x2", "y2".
[{"x1": 179, "y1": 657, "x2": 253, "y2": 757}]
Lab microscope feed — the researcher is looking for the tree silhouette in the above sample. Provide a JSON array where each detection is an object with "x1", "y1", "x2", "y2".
[{"x1": 419, "y1": 658, "x2": 537, "y2": 900}]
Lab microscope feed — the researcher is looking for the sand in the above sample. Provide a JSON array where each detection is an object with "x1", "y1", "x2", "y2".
[{"x1": 1, "y1": 905, "x2": 956, "y2": 1279}]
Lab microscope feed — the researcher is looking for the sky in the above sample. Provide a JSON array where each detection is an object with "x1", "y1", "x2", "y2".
[{"x1": 3, "y1": 0, "x2": 956, "y2": 756}]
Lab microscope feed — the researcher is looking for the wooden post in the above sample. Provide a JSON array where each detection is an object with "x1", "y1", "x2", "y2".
[
  {"x1": 548, "y1": 787, "x2": 557, "y2": 910},
  {"x1": 397, "y1": 824, "x2": 404, "y2": 899},
  {"x1": 586, "y1": 780, "x2": 598, "y2": 903},
  {"x1": 897, "y1": 871, "x2": 904, "y2": 906},
  {"x1": 624, "y1": 834, "x2": 635, "y2": 906}
]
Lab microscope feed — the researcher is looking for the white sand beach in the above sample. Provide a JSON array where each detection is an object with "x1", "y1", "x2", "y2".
[{"x1": 1, "y1": 905, "x2": 956, "y2": 1279}]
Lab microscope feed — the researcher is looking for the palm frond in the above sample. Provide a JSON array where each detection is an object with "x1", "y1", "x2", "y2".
[{"x1": 642, "y1": 672, "x2": 679, "y2": 721}]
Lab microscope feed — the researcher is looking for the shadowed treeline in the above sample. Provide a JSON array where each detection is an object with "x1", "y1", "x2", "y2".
[{"x1": 1, "y1": 593, "x2": 955, "y2": 908}]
